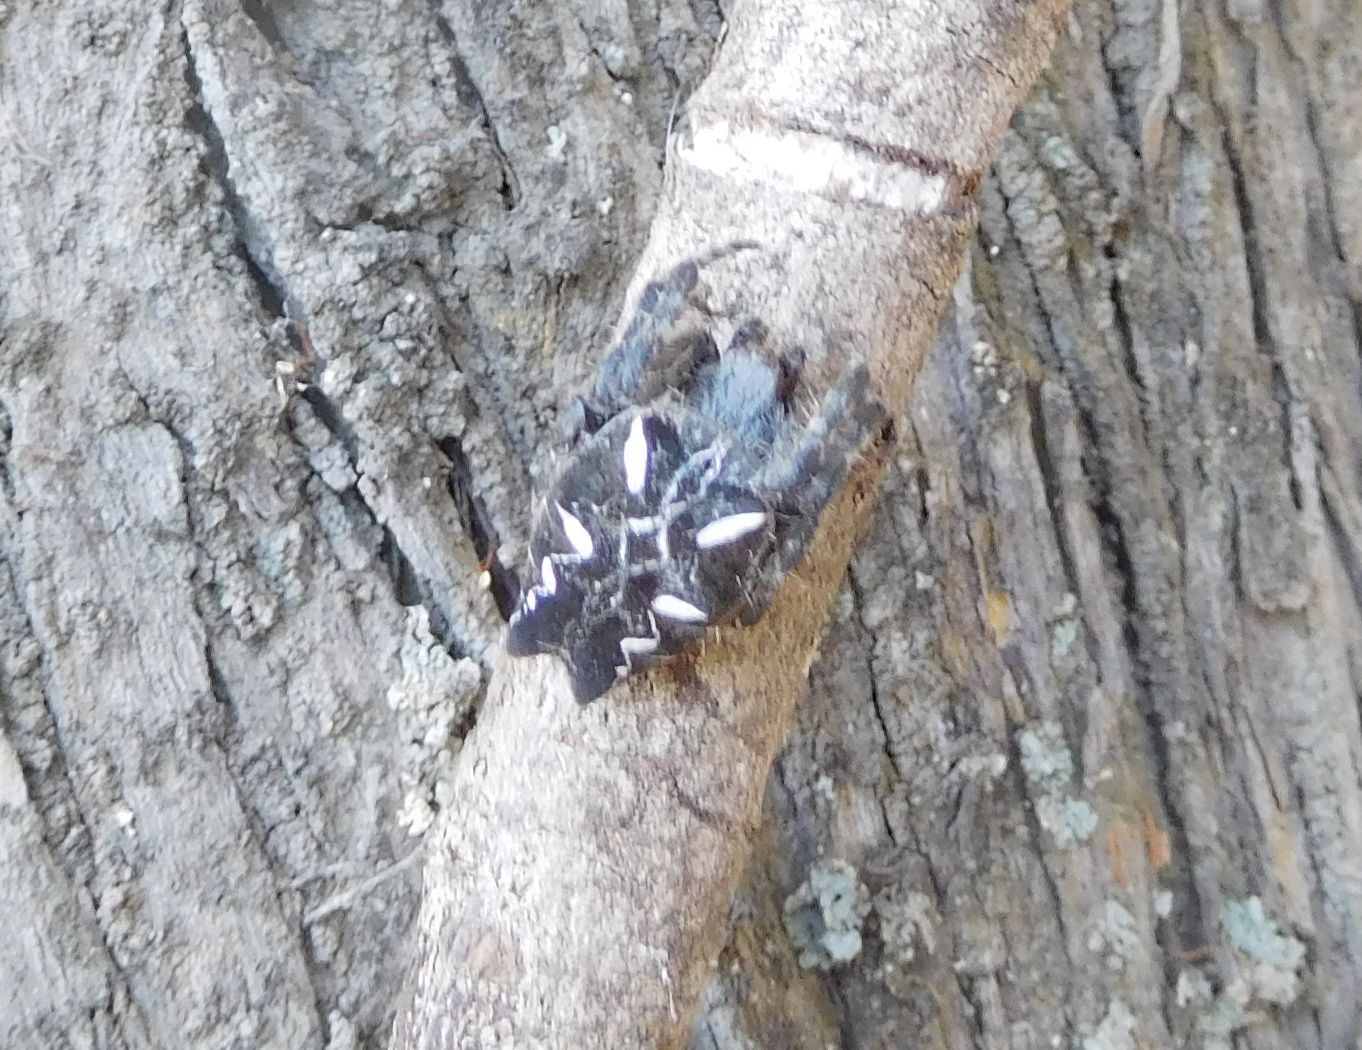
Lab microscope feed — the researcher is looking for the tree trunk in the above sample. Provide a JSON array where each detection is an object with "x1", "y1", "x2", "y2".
[{"x1": 1, "y1": 2, "x2": 1358, "y2": 1050}]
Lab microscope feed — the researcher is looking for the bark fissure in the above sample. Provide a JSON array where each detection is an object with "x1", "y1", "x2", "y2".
[
  {"x1": 297, "y1": 384, "x2": 456, "y2": 633},
  {"x1": 416, "y1": 264, "x2": 541, "y2": 479},
  {"x1": 1320, "y1": 475, "x2": 1362, "y2": 636},
  {"x1": 120, "y1": 363, "x2": 334, "y2": 1038},
  {"x1": 237, "y1": 0, "x2": 287, "y2": 52},
  {"x1": 425, "y1": 1, "x2": 519, "y2": 209},
  {"x1": 200, "y1": 636, "x2": 330, "y2": 1042},
  {"x1": 436, "y1": 435, "x2": 517, "y2": 620},
  {"x1": 182, "y1": 29, "x2": 296, "y2": 324},
  {"x1": 184, "y1": 19, "x2": 475, "y2": 653},
  {"x1": 0, "y1": 567, "x2": 94, "y2": 887},
  {"x1": 996, "y1": 170, "x2": 1214, "y2": 971},
  {"x1": 1101, "y1": 244, "x2": 1152, "y2": 446},
  {"x1": 1277, "y1": 20, "x2": 1362, "y2": 419},
  {"x1": 8, "y1": 0, "x2": 1359, "y2": 1045},
  {"x1": 0, "y1": 542, "x2": 158, "y2": 1043},
  {"x1": 847, "y1": 571, "x2": 906, "y2": 797},
  {"x1": 1023, "y1": 377, "x2": 1087, "y2": 623}
]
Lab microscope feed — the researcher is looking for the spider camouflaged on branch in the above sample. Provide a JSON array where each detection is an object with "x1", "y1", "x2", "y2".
[{"x1": 507, "y1": 248, "x2": 888, "y2": 702}]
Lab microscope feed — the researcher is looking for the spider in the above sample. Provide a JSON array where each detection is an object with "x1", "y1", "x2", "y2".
[{"x1": 507, "y1": 249, "x2": 888, "y2": 702}]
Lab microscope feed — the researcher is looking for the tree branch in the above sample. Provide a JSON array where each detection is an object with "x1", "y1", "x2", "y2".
[{"x1": 393, "y1": 1, "x2": 1072, "y2": 1046}]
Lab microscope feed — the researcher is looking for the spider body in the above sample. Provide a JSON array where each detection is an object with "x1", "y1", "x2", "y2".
[{"x1": 508, "y1": 253, "x2": 886, "y2": 702}]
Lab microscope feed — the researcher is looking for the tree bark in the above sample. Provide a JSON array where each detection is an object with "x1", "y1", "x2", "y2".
[
  {"x1": 1, "y1": 1, "x2": 1359, "y2": 1049},
  {"x1": 392, "y1": 1, "x2": 1071, "y2": 1046}
]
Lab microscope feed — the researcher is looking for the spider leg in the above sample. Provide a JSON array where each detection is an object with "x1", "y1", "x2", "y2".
[
  {"x1": 740, "y1": 363, "x2": 888, "y2": 623},
  {"x1": 773, "y1": 346, "x2": 807, "y2": 407},
  {"x1": 589, "y1": 260, "x2": 712, "y2": 418},
  {"x1": 727, "y1": 318, "x2": 769, "y2": 356},
  {"x1": 559, "y1": 395, "x2": 608, "y2": 446},
  {"x1": 586, "y1": 243, "x2": 761, "y2": 425}
]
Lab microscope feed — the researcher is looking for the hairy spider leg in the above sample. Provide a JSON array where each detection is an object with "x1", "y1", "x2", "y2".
[
  {"x1": 562, "y1": 278, "x2": 713, "y2": 445},
  {"x1": 739, "y1": 363, "x2": 887, "y2": 622},
  {"x1": 685, "y1": 324, "x2": 785, "y2": 448},
  {"x1": 585, "y1": 242, "x2": 760, "y2": 425},
  {"x1": 589, "y1": 260, "x2": 711, "y2": 416}
]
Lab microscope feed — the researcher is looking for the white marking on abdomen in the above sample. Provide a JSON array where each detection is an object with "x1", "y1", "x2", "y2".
[
  {"x1": 619, "y1": 635, "x2": 660, "y2": 666},
  {"x1": 555, "y1": 503, "x2": 595, "y2": 558},
  {"x1": 651, "y1": 593, "x2": 707, "y2": 623},
  {"x1": 623, "y1": 415, "x2": 649, "y2": 495},
  {"x1": 695, "y1": 511, "x2": 769, "y2": 549}
]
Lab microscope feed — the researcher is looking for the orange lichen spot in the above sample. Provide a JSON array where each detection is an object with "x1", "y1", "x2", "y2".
[
  {"x1": 1269, "y1": 822, "x2": 1301, "y2": 883},
  {"x1": 985, "y1": 590, "x2": 1011, "y2": 645},
  {"x1": 1143, "y1": 806, "x2": 1172, "y2": 869},
  {"x1": 1107, "y1": 821, "x2": 1139, "y2": 887},
  {"x1": 973, "y1": 514, "x2": 995, "y2": 549},
  {"x1": 939, "y1": 624, "x2": 970, "y2": 675}
]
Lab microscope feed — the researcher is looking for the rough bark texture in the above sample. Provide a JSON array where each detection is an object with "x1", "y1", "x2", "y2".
[
  {"x1": 394, "y1": 1, "x2": 1071, "y2": 1046},
  {"x1": 0, "y1": 2, "x2": 1358, "y2": 1050}
]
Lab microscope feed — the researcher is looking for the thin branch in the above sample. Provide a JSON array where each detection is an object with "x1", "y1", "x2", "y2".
[
  {"x1": 302, "y1": 849, "x2": 424, "y2": 926},
  {"x1": 393, "y1": 2, "x2": 1072, "y2": 1046}
]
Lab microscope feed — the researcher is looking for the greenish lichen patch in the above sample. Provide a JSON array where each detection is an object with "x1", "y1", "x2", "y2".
[
  {"x1": 782, "y1": 860, "x2": 870, "y2": 971},
  {"x1": 1086, "y1": 899, "x2": 1139, "y2": 972},
  {"x1": 1081, "y1": 998, "x2": 1136, "y2": 1050},
  {"x1": 1019, "y1": 720, "x2": 1098, "y2": 847},
  {"x1": 1019, "y1": 720, "x2": 1073, "y2": 790},
  {"x1": 1221, "y1": 896, "x2": 1306, "y2": 1005},
  {"x1": 1171, "y1": 898, "x2": 1307, "y2": 1050},
  {"x1": 1050, "y1": 591, "x2": 1080, "y2": 659}
]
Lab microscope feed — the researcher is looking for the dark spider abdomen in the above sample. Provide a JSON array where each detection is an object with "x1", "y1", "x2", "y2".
[
  {"x1": 509, "y1": 403, "x2": 777, "y2": 699},
  {"x1": 507, "y1": 252, "x2": 887, "y2": 702}
]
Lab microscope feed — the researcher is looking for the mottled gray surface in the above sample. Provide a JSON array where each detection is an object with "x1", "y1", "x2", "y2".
[
  {"x1": 706, "y1": 3, "x2": 1362, "y2": 1047},
  {"x1": 1, "y1": 0, "x2": 1358, "y2": 1048}
]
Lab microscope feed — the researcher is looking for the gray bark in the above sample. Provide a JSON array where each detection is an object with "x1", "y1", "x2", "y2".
[
  {"x1": 393, "y1": 0, "x2": 1070, "y2": 1045},
  {"x1": 0, "y1": 1, "x2": 1358, "y2": 1050}
]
